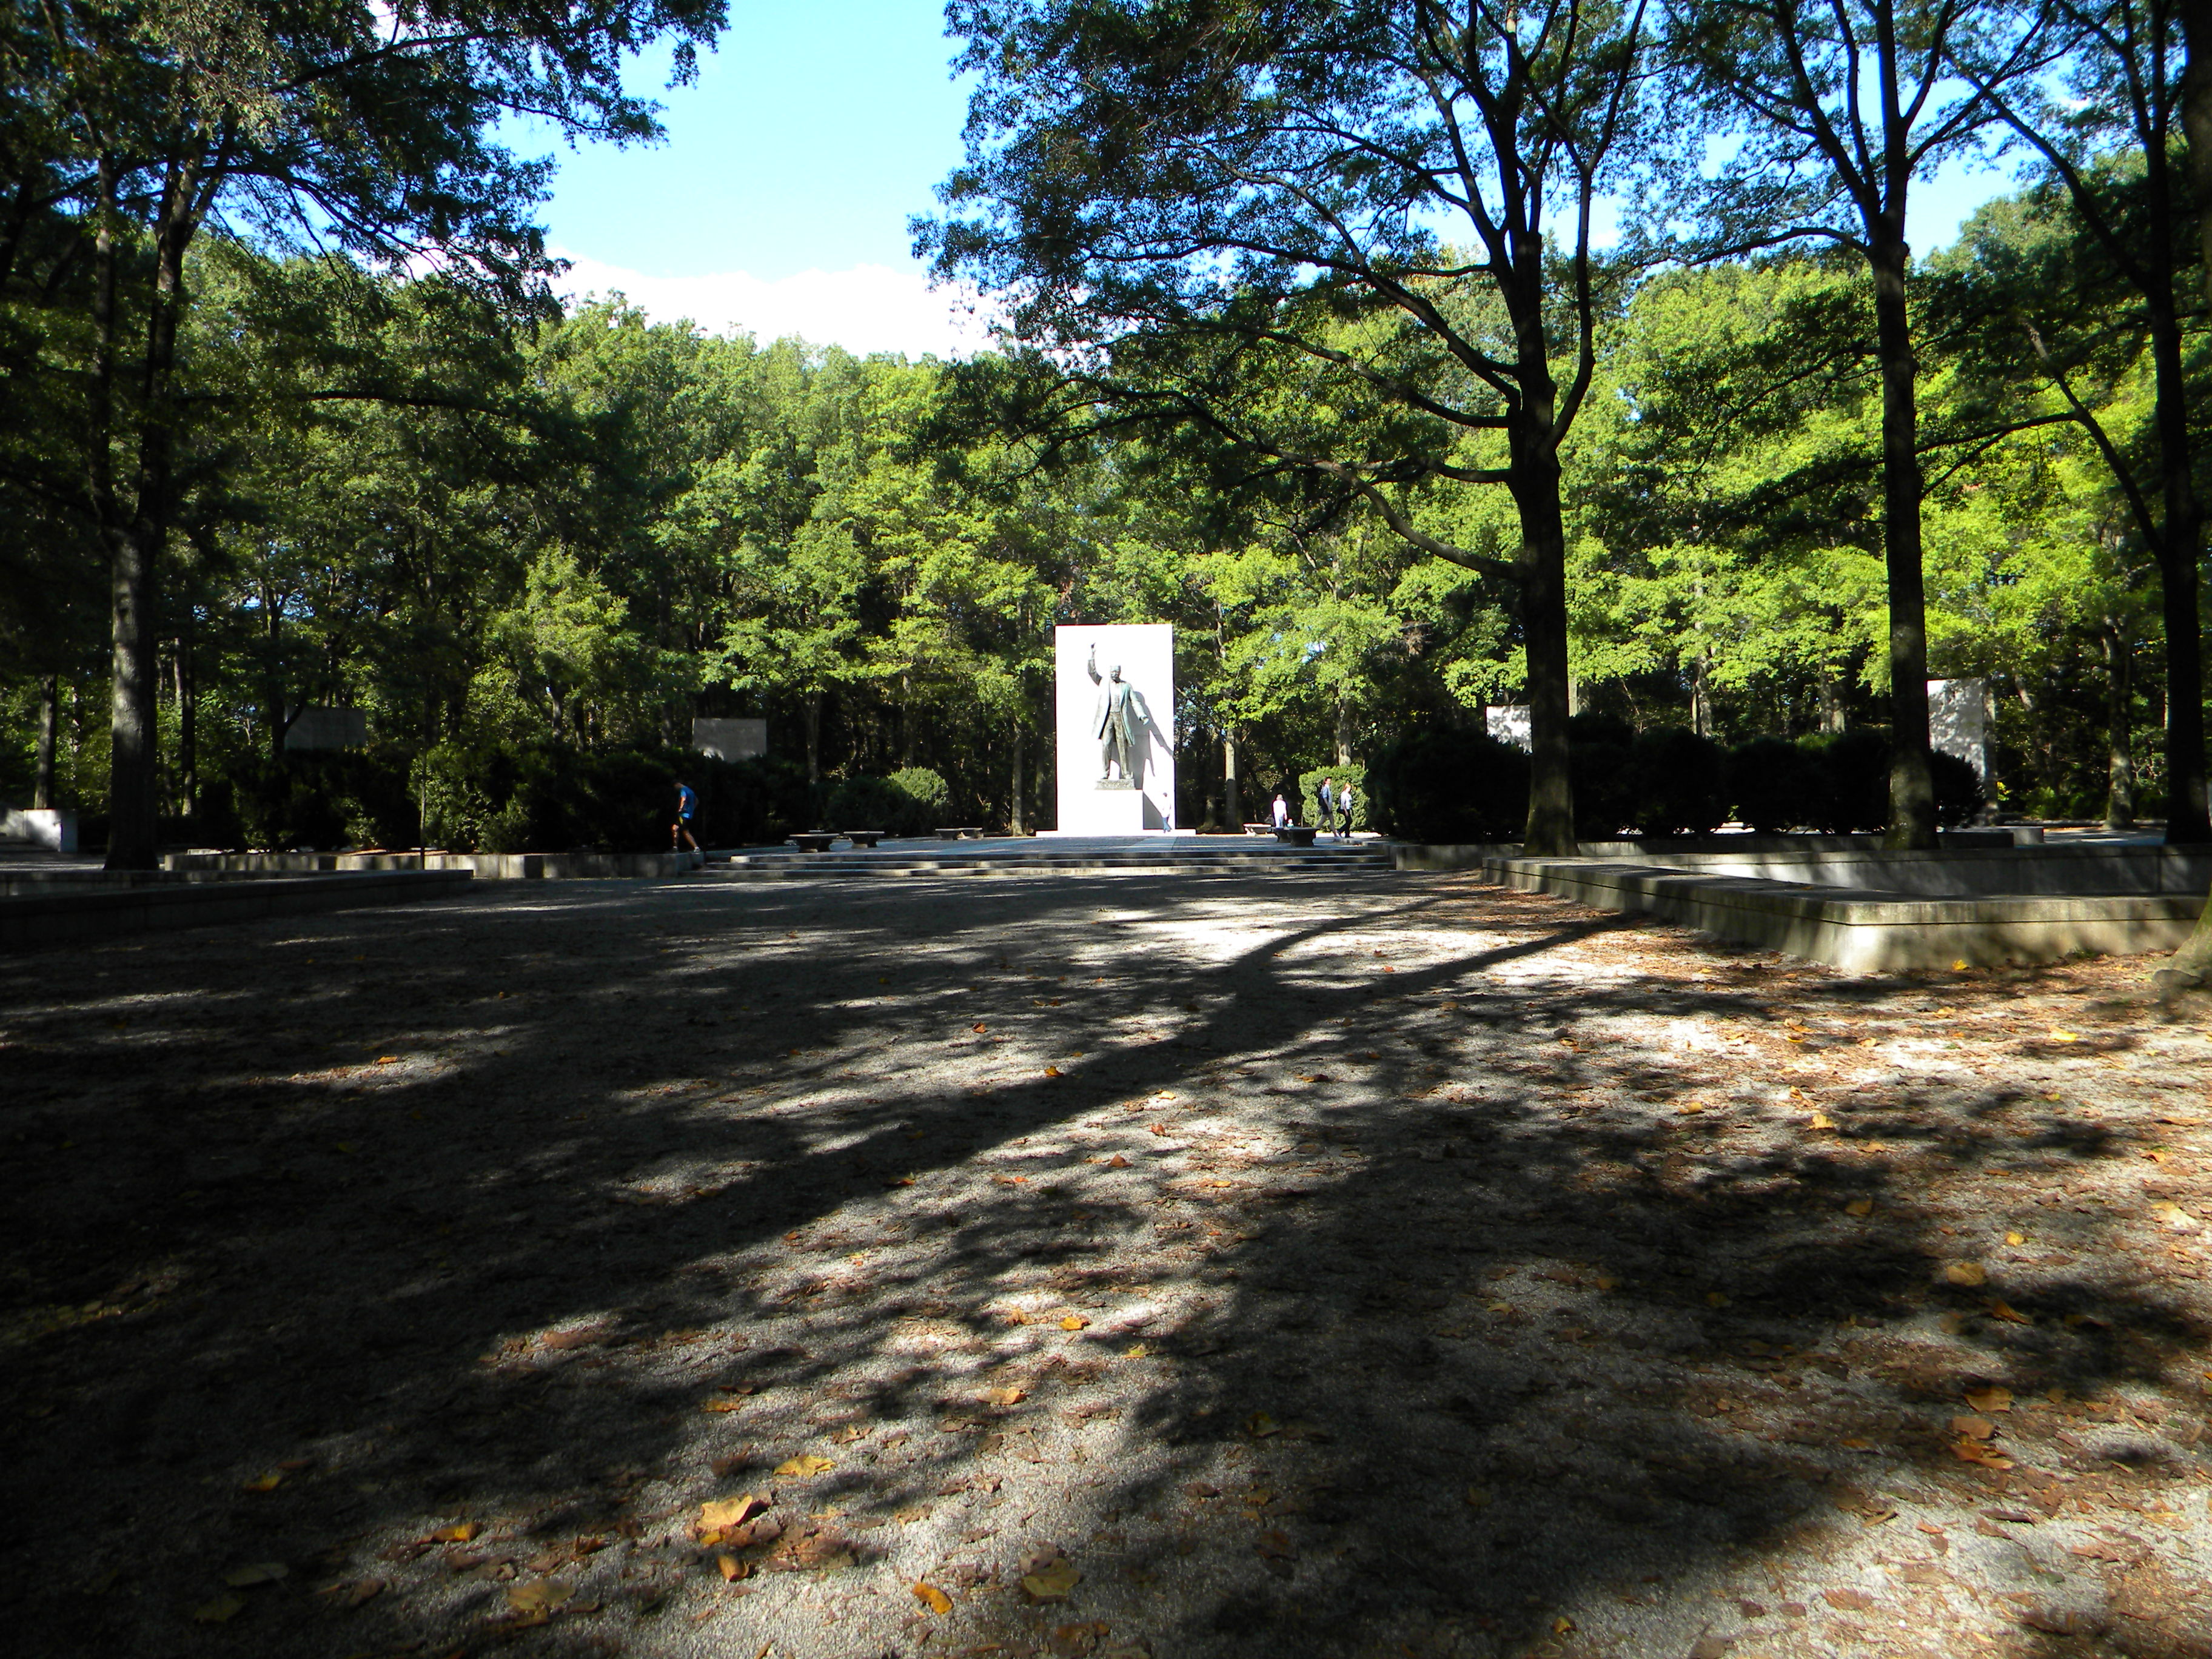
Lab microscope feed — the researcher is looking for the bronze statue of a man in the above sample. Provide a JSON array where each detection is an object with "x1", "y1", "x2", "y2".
[{"x1": 1088, "y1": 643, "x2": 1150, "y2": 784}]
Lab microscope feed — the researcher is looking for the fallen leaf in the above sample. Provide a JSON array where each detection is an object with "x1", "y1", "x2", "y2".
[
  {"x1": 1256, "y1": 1529, "x2": 1296, "y2": 1560},
  {"x1": 1552, "y1": 1615, "x2": 1576, "y2": 1634},
  {"x1": 190, "y1": 1594, "x2": 247, "y2": 1624},
  {"x1": 1059, "y1": 1315, "x2": 1090, "y2": 1332},
  {"x1": 773, "y1": 1454, "x2": 834, "y2": 1478},
  {"x1": 2006, "y1": 1230, "x2": 2026, "y2": 1245},
  {"x1": 507, "y1": 1578, "x2": 574, "y2": 1615},
  {"x1": 375, "y1": 1056, "x2": 399, "y2": 1065},
  {"x1": 1989, "y1": 1299, "x2": 2032, "y2": 1324},
  {"x1": 1951, "y1": 1415, "x2": 1997, "y2": 1441},
  {"x1": 1044, "y1": 1067, "x2": 1062, "y2": 1078},
  {"x1": 716, "y1": 1553, "x2": 747, "y2": 1582},
  {"x1": 427, "y1": 1522, "x2": 478, "y2": 1544},
  {"x1": 2049, "y1": 1030, "x2": 2080, "y2": 1043},
  {"x1": 240, "y1": 1472, "x2": 283, "y2": 1492},
  {"x1": 912, "y1": 1581, "x2": 953, "y2": 1615},
  {"x1": 1123, "y1": 1342, "x2": 1148, "y2": 1358},
  {"x1": 1022, "y1": 1558, "x2": 1081, "y2": 1601},
  {"x1": 1822, "y1": 1587, "x2": 1877, "y2": 1612},
  {"x1": 1464, "y1": 1486, "x2": 1492, "y2": 1509},
  {"x1": 1809, "y1": 1112, "x2": 1837, "y2": 1130},
  {"x1": 223, "y1": 1562, "x2": 289, "y2": 1587},
  {"x1": 987, "y1": 1386, "x2": 1027, "y2": 1408},
  {"x1": 699, "y1": 1495, "x2": 770, "y2": 1535},
  {"x1": 1244, "y1": 1410, "x2": 1282, "y2": 1438},
  {"x1": 702, "y1": 1398, "x2": 746, "y2": 1414},
  {"x1": 1107, "y1": 1155, "x2": 1130, "y2": 1169},
  {"x1": 973, "y1": 1023, "x2": 987, "y2": 1033},
  {"x1": 1950, "y1": 1439, "x2": 2015, "y2": 1469},
  {"x1": 1593, "y1": 1275, "x2": 1619, "y2": 1291},
  {"x1": 1965, "y1": 1387, "x2": 2014, "y2": 1414},
  {"x1": 316, "y1": 1578, "x2": 384, "y2": 1609},
  {"x1": 1148, "y1": 1124, "x2": 1169, "y2": 1137},
  {"x1": 1845, "y1": 1198, "x2": 1874, "y2": 1218},
  {"x1": 1944, "y1": 1262, "x2": 1987, "y2": 1287}
]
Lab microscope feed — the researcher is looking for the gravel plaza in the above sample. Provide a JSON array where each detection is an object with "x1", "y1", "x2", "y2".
[{"x1": 7, "y1": 868, "x2": 2212, "y2": 1659}]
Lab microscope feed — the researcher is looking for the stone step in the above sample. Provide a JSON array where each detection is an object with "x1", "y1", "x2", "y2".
[{"x1": 705, "y1": 848, "x2": 1395, "y2": 879}]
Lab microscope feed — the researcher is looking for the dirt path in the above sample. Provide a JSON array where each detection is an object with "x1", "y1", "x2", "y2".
[{"x1": 5, "y1": 871, "x2": 2211, "y2": 1659}]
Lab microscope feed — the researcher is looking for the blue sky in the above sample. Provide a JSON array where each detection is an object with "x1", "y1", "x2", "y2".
[{"x1": 525, "y1": 4, "x2": 2025, "y2": 357}]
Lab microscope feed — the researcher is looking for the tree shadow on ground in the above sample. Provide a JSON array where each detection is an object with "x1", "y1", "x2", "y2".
[{"x1": 2, "y1": 872, "x2": 2207, "y2": 1659}]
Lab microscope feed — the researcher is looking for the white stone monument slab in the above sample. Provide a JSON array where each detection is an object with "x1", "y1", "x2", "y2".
[
  {"x1": 1929, "y1": 679, "x2": 1989, "y2": 779},
  {"x1": 283, "y1": 707, "x2": 367, "y2": 751},
  {"x1": 691, "y1": 717, "x2": 767, "y2": 760},
  {"x1": 1045, "y1": 624, "x2": 1182, "y2": 835}
]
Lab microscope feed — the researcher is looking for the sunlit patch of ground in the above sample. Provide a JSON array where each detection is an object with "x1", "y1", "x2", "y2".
[{"x1": 4, "y1": 872, "x2": 2210, "y2": 1658}]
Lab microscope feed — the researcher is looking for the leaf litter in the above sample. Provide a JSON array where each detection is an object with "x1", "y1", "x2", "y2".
[{"x1": 15, "y1": 874, "x2": 2212, "y2": 1658}]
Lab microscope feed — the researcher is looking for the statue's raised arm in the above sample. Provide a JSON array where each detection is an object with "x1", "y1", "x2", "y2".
[{"x1": 1086, "y1": 642, "x2": 1102, "y2": 686}]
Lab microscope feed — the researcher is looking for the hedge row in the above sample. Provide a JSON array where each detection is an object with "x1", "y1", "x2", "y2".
[
  {"x1": 183, "y1": 743, "x2": 816, "y2": 852},
  {"x1": 1367, "y1": 720, "x2": 1984, "y2": 843}
]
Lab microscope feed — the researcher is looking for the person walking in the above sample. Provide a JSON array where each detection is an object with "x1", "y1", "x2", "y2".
[
  {"x1": 672, "y1": 780, "x2": 702, "y2": 860},
  {"x1": 1338, "y1": 778, "x2": 1356, "y2": 838},
  {"x1": 1270, "y1": 789, "x2": 1290, "y2": 829},
  {"x1": 1318, "y1": 776, "x2": 1336, "y2": 837}
]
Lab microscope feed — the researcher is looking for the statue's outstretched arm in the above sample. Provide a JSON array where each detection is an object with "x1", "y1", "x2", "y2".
[{"x1": 1086, "y1": 643, "x2": 1101, "y2": 686}]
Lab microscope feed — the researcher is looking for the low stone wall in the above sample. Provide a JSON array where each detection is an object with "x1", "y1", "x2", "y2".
[
  {"x1": 1445, "y1": 853, "x2": 2201, "y2": 973},
  {"x1": 1, "y1": 870, "x2": 475, "y2": 951},
  {"x1": 164, "y1": 851, "x2": 700, "y2": 880}
]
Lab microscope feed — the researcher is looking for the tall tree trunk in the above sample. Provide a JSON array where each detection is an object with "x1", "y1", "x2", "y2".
[
  {"x1": 1334, "y1": 691, "x2": 1353, "y2": 766},
  {"x1": 264, "y1": 578, "x2": 286, "y2": 761},
  {"x1": 804, "y1": 694, "x2": 822, "y2": 787},
  {"x1": 34, "y1": 675, "x2": 57, "y2": 809},
  {"x1": 1222, "y1": 726, "x2": 1241, "y2": 828},
  {"x1": 1517, "y1": 482, "x2": 1577, "y2": 854},
  {"x1": 106, "y1": 153, "x2": 204, "y2": 869},
  {"x1": 1691, "y1": 649, "x2": 1714, "y2": 738},
  {"x1": 2145, "y1": 301, "x2": 2211, "y2": 843},
  {"x1": 1009, "y1": 714, "x2": 1025, "y2": 834},
  {"x1": 1868, "y1": 229, "x2": 1937, "y2": 850},
  {"x1": 2103, "y1": 625, "x2": 2135, "y2": 831},
  {"x1": 175, "y1": 634, "x2": 196, "y2": 817}
]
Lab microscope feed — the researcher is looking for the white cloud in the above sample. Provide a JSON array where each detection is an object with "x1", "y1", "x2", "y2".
[{"x1": 549, "y1": 249, "x2": 1002, "y2": 360}]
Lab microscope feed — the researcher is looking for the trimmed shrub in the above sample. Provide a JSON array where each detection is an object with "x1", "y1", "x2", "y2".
[
  {"x1": 1366, "y1": 729, "x2": 1529, "y2": 842},
  {"x1": 1727, "y1": 736, "x2": 1825, "y2": 833},
  {"x1": 825, "y1": 767, "x2": 950, "y2": 837},
  {"x1": 229, "y1": 748, "x2": 417, "y2": 851},
  {"x1": 888, "y1": 766, "x2": 950, "y2": 828},
  {"x1": 1931, "y1": 749, "x2": 1986, "y2": 827},
  {"x1": 1627, "y1": 726, "x2": 1728, "y2": 836},
  {"x1": 1298, "y1": 765, "x2": 1369, "y2": 831},
  {"x1": 411, "y1": 743, "x2": 809, "y2": 853},
  {"x1": 1801, "y1": 728, "x2": 1891, "y2": 833},
  {"x1": 1568, "y1": 714, "x2": 1637, "y2": 839}
]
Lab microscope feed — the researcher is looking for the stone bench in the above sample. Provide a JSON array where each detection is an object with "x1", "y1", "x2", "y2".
[
  {"x1": 843, "y1": 830, "x2": 883, "y2": 848},
  {"x1": 1243, "y1": 823, "x2": 1275, "y2": 836},
  {"x1": 936, "y1": 827, "x2": 986, "y2": 840},
  {"x1": 1273, "y1": 825, "x2": 1318, "y2": 846},
  {"x1": 789, "y1": 832, "x2": 839, "y2": 853}
]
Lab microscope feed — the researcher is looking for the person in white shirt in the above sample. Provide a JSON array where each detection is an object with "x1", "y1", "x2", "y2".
[{"x1": 1271, "y1": 791, "x2": 1290, "y2": 828}]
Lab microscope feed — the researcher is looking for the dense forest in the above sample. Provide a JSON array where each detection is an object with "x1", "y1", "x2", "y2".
[{"x1": 5, "y1": 0, "x2": 2210, "y2": 859}]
